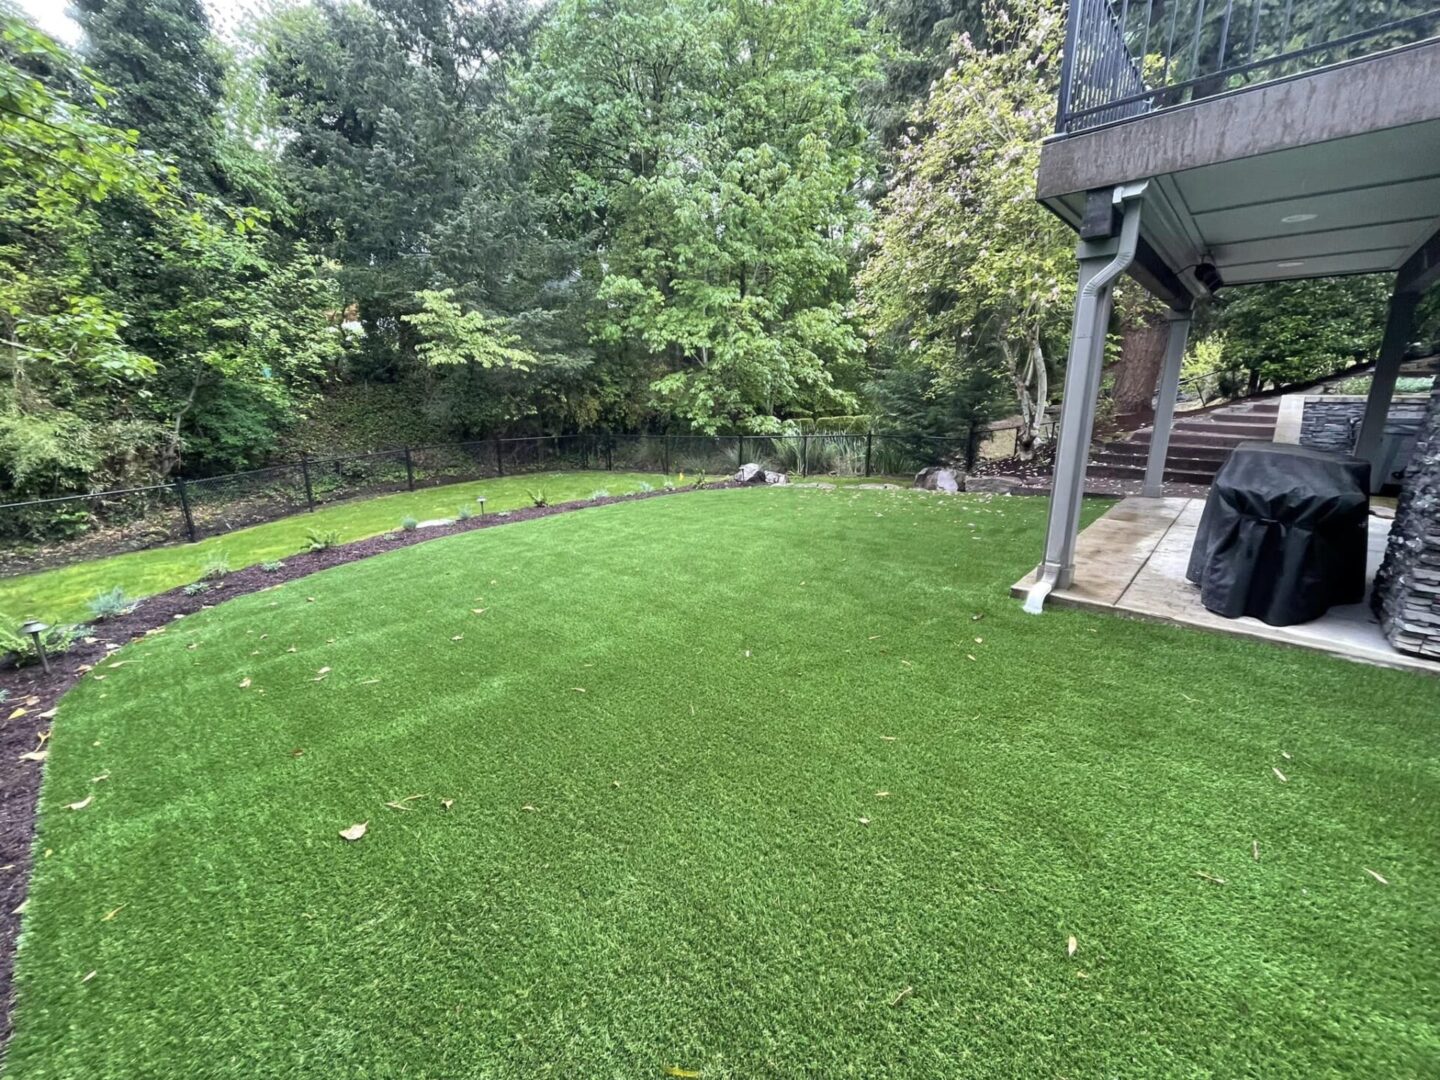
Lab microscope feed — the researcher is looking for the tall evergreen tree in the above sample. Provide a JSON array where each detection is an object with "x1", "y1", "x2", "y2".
[{"x1": 74, "y1": 0, "x2": 225, "y2": 192}]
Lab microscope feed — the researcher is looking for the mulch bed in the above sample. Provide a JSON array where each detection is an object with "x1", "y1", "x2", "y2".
[{"x1": 0, "y1": 482, "x2": 738, "y2": 1049}]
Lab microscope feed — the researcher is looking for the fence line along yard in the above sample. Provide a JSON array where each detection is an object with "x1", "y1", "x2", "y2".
[{"x1": 0, "y1": 430, "x2": 976, "y2": 577}]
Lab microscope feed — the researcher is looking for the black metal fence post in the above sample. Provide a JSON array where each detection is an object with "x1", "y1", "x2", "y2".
[
  {"x1": 173, "y1": 477, "x2": 197, "y2": 543},
  {"x1": 404, "y1": 447, "x2": 415, "y2": 491},
  {"x1": 965, "y1": 426, "x2": 981, "y2": 470},
  {"x1": 663, "y1": 436, "x2": 671, "y2": 475},
  {"x1": 300, "y1": 455, "x2": 316, "y2": 511},
  {"x1": 606, "y1": 437, "x2": 614, "y2": 471},
  {"x1": 865, "y1": 432, "x2": 873, "y2": 477},
  {"x1": 801, "y1": 434, "x2": 809, "y2": 478},
  {"x1": 737, "y1": 435, "x2": 745, "y2": 469},
  {"x1": 494, "y1": 438, "x2": 504, "y2": 477}
]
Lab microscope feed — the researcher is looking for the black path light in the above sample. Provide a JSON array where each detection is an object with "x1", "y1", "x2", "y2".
[
  {"x1": 475, "y1": 496, "x2": 486, "y2": 516},
  {"x1": 21, "y1": 619, "x2": 51, "y2": 675}
]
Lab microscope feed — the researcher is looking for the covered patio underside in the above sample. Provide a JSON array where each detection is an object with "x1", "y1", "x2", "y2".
[{"x1": 1012, "y1": 496, "x2": 1440, "y2": 676}]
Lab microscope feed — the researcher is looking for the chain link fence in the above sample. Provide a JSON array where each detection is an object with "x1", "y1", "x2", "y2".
[{"x1": 0, "y1": 430, "x2": 974, "y2": 577}]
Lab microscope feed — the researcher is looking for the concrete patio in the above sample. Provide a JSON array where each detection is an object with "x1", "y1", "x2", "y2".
[{"x1": 1011, "y1": 495, "x2": 1440, "y2": 675}]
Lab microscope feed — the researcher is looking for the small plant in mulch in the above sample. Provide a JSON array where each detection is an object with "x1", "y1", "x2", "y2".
[
  {"x1": 87, "y1": 586, "x2": 137, "y2": 621},
  {"x1": 635, "y1": 481, "x2": 654, "y2": 493},
  {"x1": 590, "y1": 489, "x2": 610, "y2": 500},
  {"x1": 400, "y1": 516, "x2": 419, "y2": 532},
  {"x1": 183, "y1": 582, "x2": 211, "y2": 597},
  {"x1": 690, "y1": 471, "x2": 707, "y2": 489},
  {"x1": 303, "y1": 528, "x2": 341, "y2": 553},
  {"x1": 0, "y1": 621, "x2": 82, "y2": 667},
  {"x1": 260, "y1": 560, "x2": 286, "y2": 573},
  {"x1": 198, "y1": 551, "x2": 231, "y2": 581},
  {"x1": 456, "y1": 505, "x2": 474, "y2": 521},
  {"x1": 527, "y1": 489, "x2": 548, "y2": 508}
]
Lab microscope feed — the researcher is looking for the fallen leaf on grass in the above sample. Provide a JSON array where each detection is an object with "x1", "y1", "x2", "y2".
[
  {"x1": 384, "y1": 794, "x2": 425, "y2": 811},
  {"x1": 1364, "y1": 867, "x2": 1390, "y2": 885},
  {"x1": 19, "y1": 750, "x2": 47, "y2": 763},
  {"x1": 440, "y1": 799, "x2": 454, "y2": 811},
  {"x1": 39, "y1": 707, "x2": 57, "y2": 720},
  {"x1": 1272, "y1": 767, "x2": 1288, "y2": 783},
  {"x1": 1252, "y1": 840, "x2": 1260, "y2": 862},
  {"x1": 572, "y1": 687, "x2": 586, "y2": 693},
  {"x1": 290, "y1": 748, "x2": 304, "y2": 758},
  {"x1": 858, "y1": 817, "x2": 871, "y2": 826},
  {"x1": 306, "y1": 597, "x2": 316, "y2": 603},
  {"x1": 662, "y1": 1068, "x2": 701, "y2": 1078},
  {"x1": 238, "y1": 677, "x2": 252, "y2": 689},
  {"x1": 66, "y1": 795, "x2": 93, "y2": 811},
  {"x1": 81, "y1": 970, "x2": 97, "y2": 984},
  {"x1": 1067, "y1": 935, "x2": 1078, "y2": 958},
  {"x1": 1280, "y1": 750, "x2": 1292, "y2": 760},
  {"x1": 1195, "y1": 871, "x2": 1226, "y2": 885},
  {"x1": 451, "y1": 634, "x2": 464, "y2": 642},
  {"x1": 879, "y1": 735, "x2": 896, "y2": 742},
  {"x1": 286, "y1": 646, "x2": 297, "y2": 654},
  {"x1": 339, "y1": 822, "x2": 368, "y2": 842},
  {"x1": 37, "y1": 730, "x2": 50, "y2": 746},
  {"x1": 521, "y1": 804, "x2": 539, "y2": 813},
  {"x1": 90, "y1": 772, "x2": 110, "y2": 783},
  {"x1": 875, "y1": 791, "x2": 890, "y2": 798},
  {"x1": 359, "y1": 678, "x2": 380, "y2": 685},
  {"x1": 971, "y1": 613, "x2": 985, "y2": 622},
  {"x1": 890, "y1": 985, "x2": 914, "y2": 1007},
  {"x1": 101, "y1": 905, "x2": 125, "y2": 922},
  {"x1": 12, "y1": 899, "x2": 27, "y2": 915},
  {"x1": 471, "y1": 608, "x2": 486, "y2": 615},
  {"x1": 966, "y1": 654, "x2": 977, "y2": 662},
  {"x1": 973, "y1": 637, "x2": 984, "y2": 645}
]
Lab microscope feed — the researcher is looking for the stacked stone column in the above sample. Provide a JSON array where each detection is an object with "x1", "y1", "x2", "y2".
[{"x1": 1372, "y1": 380, "x2": 1440, "y2": 658}]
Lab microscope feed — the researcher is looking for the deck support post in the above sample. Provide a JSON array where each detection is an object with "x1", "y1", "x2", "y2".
[
  {"x1": 1142, "y1": 310, "x2": 1193, "y2": 498},
  {"x1": 1025, "y1": 183, "x2": 1148, "y2": 613},
  {"x1": 1355, "y1": 285, "x2": 1420, "y2": 490}
]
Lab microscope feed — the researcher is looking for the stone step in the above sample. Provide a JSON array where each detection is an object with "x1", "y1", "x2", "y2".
[
  {"x1": 1102, "y1": 439, "x2": 1232, "y2": 461},
  {"x1": 1091, "y1": 450, "x2": 1225, "y2": 473},
  {"x1": 1125, "y1": 430, "x2": 1256, "y2": 450},
  {"x1": 1173, "y1": 419, "x2": 1278, "y2": 437},
  {"x1": 1087, "y1": 461, "x2": 1217, "y2": 485}
]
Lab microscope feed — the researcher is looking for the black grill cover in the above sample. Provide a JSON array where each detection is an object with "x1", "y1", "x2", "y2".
[{"x1": 1186, "y1": 442, "x2": 1370, "y2": 626}]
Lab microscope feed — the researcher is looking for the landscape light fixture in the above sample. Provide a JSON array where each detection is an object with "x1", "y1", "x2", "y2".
[
  {"x1": 476, "y1": 496, "x2": 486, "y2": 515},
  {"x1": 21, "y1": 619, "x2": 51, "y2": 675}
]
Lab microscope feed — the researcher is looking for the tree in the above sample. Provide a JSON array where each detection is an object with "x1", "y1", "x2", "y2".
[
  {"x1": 862, "y1": 0, "x2": 985, "y2": 151},
  {"x1": 859, "y1": 0, "x2": 1070, "y2": 459},
  {"x1": 75, "y1": 0, "x2": 226, "y2": 193},
  {"x1": 531, "y1": 0, "x2": 878, "y2": 433}
]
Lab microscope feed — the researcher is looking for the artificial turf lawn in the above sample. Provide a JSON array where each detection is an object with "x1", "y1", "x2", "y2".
[
  {"x1": 8, "y1": 487, "x2": 1439, "y2": 1078},
  {"x1": 0, "y1": 471, "x2": 668, "y2": 626}
]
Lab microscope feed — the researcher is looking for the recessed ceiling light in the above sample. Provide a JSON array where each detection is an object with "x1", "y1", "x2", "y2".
[
  {"x1": 1281, "y1": 213, "x2": 1317, "y2": 223},
  {"x1": 1276, "y1": 260, "x2": 1306, "y2": 268}
]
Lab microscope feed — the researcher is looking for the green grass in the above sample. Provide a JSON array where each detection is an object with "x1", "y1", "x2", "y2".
[
  {"x1": 0, "y1": 471, "x2": 667, "y2": 625},
  {"x1": 8, "y1": 488, "x2": 1439, "y2": 1078}
]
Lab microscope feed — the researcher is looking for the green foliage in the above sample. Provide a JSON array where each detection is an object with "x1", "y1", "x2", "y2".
[
  {"x1": 1208, "y1": 276, "x2": 1391, "y2": 393},
  {"x1": 198, "y1": 550, "x2": 230, "y2": 580},
  {"x1": 182, "y1": 582, "x2": 209, "y2": 596},
  {"x1": 86, "y1": 586, "x2": 136, "y2": 621},
  {"x1": 399, "y1": 516, "x2": 418, "y2": 532},
  {"x1": 456, "y1": 505, "x2": 473, "y2": 521},
  {"x1": 259, "y1": 560, "x2": 286, "y2": 573},
  {"x1": 859, "y1": 0, "x2": 1069, "y2": 455},
  {"x1": 527, "y1": 489, "x2": 547, "y2": 508},
  {"x1": 303, "y1": 527, "x2": 341, "y2": 552},
  {"x1": 0, "y1": 618, "x2": 80, "y2": 666},
  {"x1": 590, "y1": 490, "x2": 610, "y2": 500},
  {"x1": 403, "y1": 291, "x2": 540, "y2": 371}
]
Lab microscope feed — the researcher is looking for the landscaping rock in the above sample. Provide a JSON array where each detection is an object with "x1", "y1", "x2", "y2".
[
  {"x1": 734, "y1": 463, "x2": 767, "y2": 484},
  {"x1": 965, "y1": 475, "x2": 1022, "y2": 494},
  {"x1": 764, "y1": 470, "x2": 788, "y2": 485},
  {"x1": 792, "y1": 481, "x2": 836, "y2": 490},
  {"x1": 913, "y1": 466, "x2": 963, "y2": 493}
]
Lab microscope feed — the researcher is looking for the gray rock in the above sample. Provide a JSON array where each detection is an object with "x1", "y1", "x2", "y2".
[
  {"x1": 791, "y1": 481, "x2": 836, "y2": 490},
  {"x1": 913, "y1": 466, "x2": 963, "y2": 493},
  {"x1": 734, "y1": 463, "x2": 767, "y2": 484},
  {"x1": 966, "y1": 475, "x2": 1022, "y2": 494},
  {"x1": 849, "y1": 482, "x2": 903, "y2": 490},
  {"x1": 763, "y1": 470, "x2": 788, "y2": 485}
]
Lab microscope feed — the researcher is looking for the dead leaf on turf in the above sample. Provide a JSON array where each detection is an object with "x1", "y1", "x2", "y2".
[
  {"x1": 858, "y1": 816, "x2": 871, "y2": 826},
  {"x1": 91, "y1": 772, "x2": 110, "y2": 783},
  {"x1": 572, "y1": 687, "x2": 586, "y2": 693},
  {"x1": 440, "y1": 799, "x2": 454, "y2": 811},
  {"x1": 384, "y1": 794, "x2": 425, "y2": 811},
  {"x1": 1280, "y1": 750, "x2": 1292, "y2": 760},
  {"x1": 1272, "y1": 767, "x2": 1288, "y2": 783},
  {"x1": 101, "y1": 905, "x2": 125, "y2": 922},
  {"x1": 1195, "y1": 871, "x2": 1226, "y2": 885},
  {"x1": 1364, "y1": 867, "x2": 1390, "y2": 885},
  {"x1": 662, "y1": 1068, "x2": 701, "y2": 1078},
  {"x1": 890, "y1": 985, "x2": 914, "y2": 1007},
  {"x1": 8, "y1": 707, "x2": 27, "y2": 720},
  {"x1": 966, "y1": 654, "x2": 977, "y2": 662},
  {"x1": 19, "y1": 750, "x2": 47, "y2": 763},
  {"x1": 521, "y1": 804, "x2": 538, "y2": 813},
  {"x1": 81, "y1": 970, "x2": 97, "y2": 983},
  {"x1": 238, "y1": 677, "x2": 252, "y2": 689},
  {"x1": 879, "y1": 735, "x2": 896, "y2": 742},
  {"x1": 290, "y1": 748, "x2": 304, "y2": 758},
  {"x1": 1067, "y1": 935, "x2": 1078, "y2": 958},
  {"x1": 339, "y1": 822, "x2": 368, "y2": 841},
  {"x1": 306, "y1": 597, "x2": 316, "y2": 603},
  {"x1": 471, "y1": 608, "x2": 486, "y2": 615},
  {"x1": 39, "y1": 707, "x2": 56, "y2": 720},
  {"x1": 1252, "y1": 840, "x2": 1260, "y2": 862},
  {"x1": 286, "y1": 646, "x2": 297, "y2": 653},
  {"x1": 451, "y1": 634, "x2": 464, "y2": 642},
  {"x1": 971, "y1": 613, "x2": 984, "y2": 622},
  {"x1": 875, "y1": 791, "x2": 890, "y2": 798},
  {"x1": 66, "y1": 795, "x2": 93, "y2": 810}
]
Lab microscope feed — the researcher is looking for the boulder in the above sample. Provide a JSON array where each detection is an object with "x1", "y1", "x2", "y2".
[
  {"x1": 965, "y1": 475, "x2": 1022, "y2": 494},
  {"x1": 764, "y1": 470, "x2": 788, "y2": 485},
  {"x1": 913, "y1": 466, "x2": 963, "y2": 493},
  {"x1": 734, "y1": 463, "x2": 767, "y2": 484}
]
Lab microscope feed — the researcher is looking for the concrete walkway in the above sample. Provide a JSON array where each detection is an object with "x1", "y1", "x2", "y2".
[{"x1": 1011, "y1": 496, "x2": 1440, "y2": 675}]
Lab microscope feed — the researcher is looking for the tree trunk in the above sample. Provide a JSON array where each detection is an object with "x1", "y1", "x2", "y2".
[{"x1": 1111, "y1": 313, "x2": 1168, "y2": 430}]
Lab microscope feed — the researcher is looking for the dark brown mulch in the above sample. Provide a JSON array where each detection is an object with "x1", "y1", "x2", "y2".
[{"x1": 0, "y1": 482, "x2": 738, "y2": 1050}]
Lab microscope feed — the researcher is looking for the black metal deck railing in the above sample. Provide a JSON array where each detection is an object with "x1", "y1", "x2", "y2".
[{"x1": 1057, "y1": 0, "x2": 1440, "y2": 134}]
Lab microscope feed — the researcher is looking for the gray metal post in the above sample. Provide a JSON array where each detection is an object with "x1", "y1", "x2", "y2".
[
  {"x1": 1026, "y1": 185, "x2": 1148, "y2": 613},
  {"x1": 1142, "y1": 311, "x2": 1192, "y2": 498},
  {"x1": 1354, "y1": 286, "x2": 1419, "y2": 488}
]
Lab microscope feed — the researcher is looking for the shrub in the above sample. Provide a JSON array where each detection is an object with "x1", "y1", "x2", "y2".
[
  {"x1": 527, "y1": 489, "x2": 548, "y2": 508},
  {"x1": 198, "y1": 551, "x2": 231, "y2": 580},
  {"x1": 0, "y1": 621, "x2": 81, "y2": 667},
  {"x1": 691, "y1": 471, "x2": 707, "y2": 489},
  {"x1": 183, "y1": 583, "x2": 210, "y2": 597},
  {"x1": 260, "y1": 561, "x2": 286, "y2": 573},
  {"x1": 590, "y1": 489, "x2": 610, "y2": 500},
  {"x1": 456, "y1": 505, "x2": 474, "y2": 521},
  {"x1": 635, "y1": 481, "x2": 655, "y2": 493},
  {"x1": 304, "y1": 528, "x2": 341, "y2": 552},
  {"x1": 400, "y1": 516, "x2": 419, "y2": 532},
  {"x1": 87, "y1": 586, "x2": 137, "y2": 621}
]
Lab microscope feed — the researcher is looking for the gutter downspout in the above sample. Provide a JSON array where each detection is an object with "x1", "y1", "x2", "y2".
[{"x1": 1024, "y1": 183, "x2": 1147, "y2": 615}]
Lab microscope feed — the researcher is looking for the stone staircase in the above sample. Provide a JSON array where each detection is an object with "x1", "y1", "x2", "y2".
[{"x1": 1088, "y1": 400, "x2": 1280, "y2": 486}]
